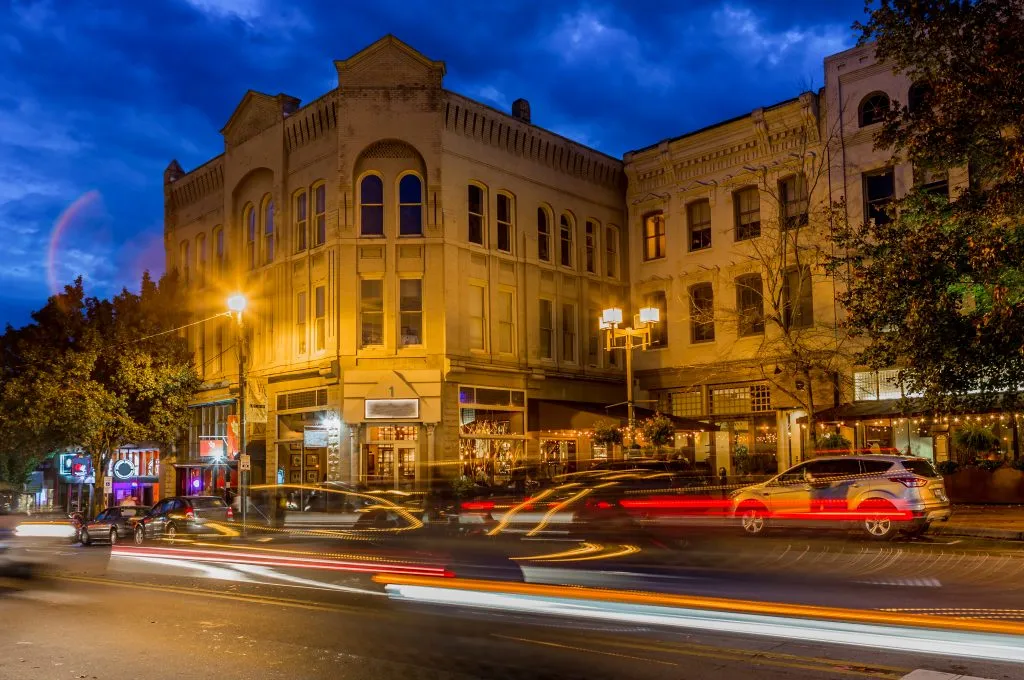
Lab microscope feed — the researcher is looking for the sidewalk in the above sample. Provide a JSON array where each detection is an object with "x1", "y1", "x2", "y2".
[{"x1": 931, "y1": 504, "x2": 1024, "y2": 541}]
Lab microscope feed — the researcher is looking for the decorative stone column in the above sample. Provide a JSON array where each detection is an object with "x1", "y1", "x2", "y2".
[
  {"x1": 425, "y1": 423, "x2": 436, "y2": 487},
  {"x1": 326, "y1": 416, "x2": 343, "y2": 482},
  {"x1": 348, "y1": 424, "x2": 363, "y2": 485}
]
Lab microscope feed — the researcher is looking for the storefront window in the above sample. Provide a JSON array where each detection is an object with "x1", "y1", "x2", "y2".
[
  {"x1": 540, "y1": 439, "x2": 578, "y2": 475},
  {"x1": 365, "y1": 425, "x2": 418, "y2": 487},
  {"x1": 727, "y1": 415, "x2": 779, "y2": 475},
  {"x1": 459, "y1": 386, "x2": 526, "y2": 484}
]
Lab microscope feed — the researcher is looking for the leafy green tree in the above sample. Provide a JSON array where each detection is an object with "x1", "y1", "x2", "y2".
[
  {"x1": 831, "y1": 0, "x2": 1024, "y2": 413},
  {"x1": 0, "y1": 274, "x2": 199, "y2": 509},
  {"x1": 641, "y1": 414, "x2": 675, "y2": 449}
]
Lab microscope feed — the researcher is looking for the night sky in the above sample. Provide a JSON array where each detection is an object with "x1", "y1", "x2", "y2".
[{"x1": 0, "y1": 0, "x2": 866, "y2": 327}]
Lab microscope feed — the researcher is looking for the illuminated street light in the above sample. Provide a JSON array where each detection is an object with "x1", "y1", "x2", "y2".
[
  {"x1": 600, "y1": 305, "x2": 662, "y2": 448},
  {"x1": 227, "y1": 293, "x2": 247, "y2": 315},
  {"x1": 227, "y1": 293, "x2": 249, "y2": 535}
]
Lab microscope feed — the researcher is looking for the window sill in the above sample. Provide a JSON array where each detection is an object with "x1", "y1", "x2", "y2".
[
  {"x1": 641, "y1": 257, "x2": 666, "y2": 263},
  {"x1": 690, "y1": 339, "x2": 716, "y2": 345}
]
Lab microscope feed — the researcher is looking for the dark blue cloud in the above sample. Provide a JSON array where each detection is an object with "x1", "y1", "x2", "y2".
[{"x1": 0, "y1": 0, "x2": 864, "y2": 326}]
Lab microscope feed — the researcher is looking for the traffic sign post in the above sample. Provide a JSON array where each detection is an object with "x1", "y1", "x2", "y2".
[{"x1": 103, "y1": 477, "x2": 112, "y2": 508}]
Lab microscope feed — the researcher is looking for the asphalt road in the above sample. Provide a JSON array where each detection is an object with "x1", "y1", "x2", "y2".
[
  {"x1": 2, "y1": 531, "x2": 1024, "y2": 679},
  {"x1": 0, "y1": 569, "x2": 1020, "y2": 680}
]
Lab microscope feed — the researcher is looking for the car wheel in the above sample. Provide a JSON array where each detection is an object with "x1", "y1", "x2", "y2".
[
  {"x1": 80, "y1": 528, "x2": 91, "y2": 546},
  {"x1": 109, "y1": 529, "x2": 118, "y2": 545},
  {"x1": 739, "y1": 503, "x2": 769, "y2": 536},
  {"x1": 860, "y1": 500, "x2": 898, "y2": 540},
  {"x1": 166, "y1": 523, "x2": 177, "y2": 540},
  {"x1": 134, "y1": 526, "x2": 145, "y2": 545}
]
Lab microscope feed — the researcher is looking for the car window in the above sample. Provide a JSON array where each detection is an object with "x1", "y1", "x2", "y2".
[
  {"x1": 94, "y1": 510, "x2": 110, "y2": 521},
  {"x1": 901, "y1": 459, "x2": 938, "y2": 478},
  {"x1": 118, "y1": 506, "x2": 148, "y2": 518},
  {"x1": 775, "y1": 463, "x2": 808, "y2": 484},
  {"x1": 809, "y1": 459, "x2": 861, "y2": 478},
  {"x1": 149, "y1": 501, "x2": 169, "y2": 516},
  {"x1": 191, "y1": 498, "x2": 227, "y2": 509},
  {"x1": 860, "y1": 459, "x2": 894, "y2": 475}
]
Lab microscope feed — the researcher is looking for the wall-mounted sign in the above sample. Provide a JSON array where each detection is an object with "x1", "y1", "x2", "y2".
[
  {"x1": 71, "y1": 456, "x2": 91, "y2": 478},
  {"x1": 199, "y1": 438, "x2": 228, "y2": 459},
  {"x1": 304, "y1": 427, "x2": 329, "y2": 448},
  {"x1": 112, "y1": 459, "x2": 137, "y2": 480},
  {"x1": 364, "y1": 398, "x2": 419, "y2": 420},
  {"x1": 227, "y1": 415, "x2": 240, "y2": 458}
]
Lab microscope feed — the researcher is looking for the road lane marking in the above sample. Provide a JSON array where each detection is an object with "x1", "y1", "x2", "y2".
[
  {"x1": 553, "y1": 633, "x2": 909, "y2": 678},
  {"x1": 492, "y1": 634, "x2": 679, "y2": 667},
  {"x1": 52, "y1": 574, "x2": 375, "y2": 614}
]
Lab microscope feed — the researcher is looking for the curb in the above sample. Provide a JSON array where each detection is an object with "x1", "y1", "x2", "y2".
[{"x1": 929, "y1": 526, "x2": 1024, "y2": 541}]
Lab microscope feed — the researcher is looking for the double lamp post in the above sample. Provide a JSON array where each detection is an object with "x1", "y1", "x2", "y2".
[{"x1": 599, "y1": 305, "x2": 661, "y2": 448}]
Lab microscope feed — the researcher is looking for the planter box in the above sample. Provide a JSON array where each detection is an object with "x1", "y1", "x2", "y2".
[{"x1": 943, "y1": 467, "x2": 1024, "y2": 504}]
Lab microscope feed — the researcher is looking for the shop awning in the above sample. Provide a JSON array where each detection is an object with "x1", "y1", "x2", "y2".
[
  {"x1": 808, "y1": 395, "x2": 1019, "y2": 423},
  {"x1": 529, "y1": 399, "x2": 718, "y2": 433}
]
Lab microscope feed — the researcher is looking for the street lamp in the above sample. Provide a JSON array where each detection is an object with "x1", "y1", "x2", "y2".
[
  {"x1": 227, "y1": 293, "x2": 248, "y2": 535},
  {"x1": 601, "y1": 305, "x2": 661, "y2": 448}
]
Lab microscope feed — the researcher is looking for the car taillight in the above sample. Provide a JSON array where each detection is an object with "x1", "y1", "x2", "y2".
[
  {"x1": 889, "y1": 476, "x2": 928, "y2": 488},
  {"x1": 460, "y1": 501, "x2": 495, "y2": 512},
  {"x1": 226, "y1": 507, "x2": 234, "y2": 519},
  {"x1": 586, "y1": 499, "x2": 616, "y2": 510},
  {"x1": 185, "y1": 508, "x2": 195, "y2": 520}
]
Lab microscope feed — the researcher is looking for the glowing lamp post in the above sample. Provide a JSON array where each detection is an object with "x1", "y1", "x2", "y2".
[
  {"x1": 227, "y1": 294, "x2": 248, "y2": 535},
  {"x1": 600, "y1": 305, "x2": 662, "y2": 448}
]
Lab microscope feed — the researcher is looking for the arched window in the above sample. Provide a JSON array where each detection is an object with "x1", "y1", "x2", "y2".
[
  {"x1": 179, "y1": 240, "x2": 190, "y2": 284},
  {"x1": 537, "y1": 207, "x2": 551, "y2": 262},
  {"x1": 908, "y1": 81, "x2": 931, "y2": 115},
  {"x1": 559, "y1": 214, "x2": 574, "y2": 267},
  {"x1": 496, "y1": 193, "x2": 514, "y2": 253},
  {"x1": 294, "y1": 190, "x2": 307, "y2": 252},
  {"x1": 244, "y1": 204, "x2": 256, "y2": 270},
  {"x1": 213, "y1": 226, "x2": 225, "y2": 274},
  {"x1": 262, "y1": 195, "x2": 274, "y2": 265},
  {"x1": 398, "y1": 174, "x2": 423, "y2": 236},
  {"x1": 360, "y1": 175, "x2": 384, "y2": 236},
  {"x1": 467, "y1": 184, "x2": 485, "y2": 245},
  {"x1": 859, "y1": 92, "x2": 890, "y2": 127}
]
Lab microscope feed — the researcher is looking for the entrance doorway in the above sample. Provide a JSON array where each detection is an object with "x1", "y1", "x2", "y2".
[{"x1": 364, "y1": 425, "x2": 418, "y2": 488}]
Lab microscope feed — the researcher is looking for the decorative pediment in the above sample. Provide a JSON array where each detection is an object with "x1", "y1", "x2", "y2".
[
  {"x1": 221, "y1": 90, "x2": 301, "y2": 147},
  {"x1": 335, "y1": 34, "x2": 445, "y2": 89}
]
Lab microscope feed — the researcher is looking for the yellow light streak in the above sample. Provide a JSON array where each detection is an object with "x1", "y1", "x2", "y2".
[{"x1": 486, "y1": 487, "x2": 558, "y2": 537}]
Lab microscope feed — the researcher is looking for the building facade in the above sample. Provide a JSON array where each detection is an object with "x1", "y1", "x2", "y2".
[{"x1": 163, "y1": 36, "x2": 629, "y2": 493}]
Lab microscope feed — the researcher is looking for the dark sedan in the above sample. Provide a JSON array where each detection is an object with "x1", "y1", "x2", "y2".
[
  {"x1": 80, "y1": 505, "x2": 151, "y2": 546},
  {"x1": 133, "y1": 496, "x2": 234, "y2": 544}
]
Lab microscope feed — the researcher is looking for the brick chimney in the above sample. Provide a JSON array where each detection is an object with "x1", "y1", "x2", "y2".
[{"x1": 512, "y1": 98, "x2": 531, "y2": 124}]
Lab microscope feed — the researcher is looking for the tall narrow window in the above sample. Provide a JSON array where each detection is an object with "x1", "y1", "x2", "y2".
[
  {"x1": 294, "y1": 190, "x2": 308, "y2": 252},
  {"x1": 916, "y1": 164, "x2": 949, "y2": 198},
  {"x1": 179, "y1": 240, "x2": 190, "y2": 284},
  {"x1": 313, "y1": 183, "x2": 326, "y2": 246},
  {"x1": 360, "y1": 175, "x2": 384, "y2": 236},
  {"x1": 863, "y1": 169, "x2": 895, "y2": 225},
  {"x1": 214, "y1": 226, "x2": 225, "y2": 274},
  {"x1": 605, "y1": 226, "x2": 619, "y2": 278},
  {"x1": 360, "y1": 279, "x2": 384, "y2": 347},
  {"x1": 266, "y1": 307, "x2": 274, "y2": 361},
  {"x1": 195, "y1": 233, "x2": 206, "y2": 288},
  {"x1": 539, "y1": 299, "x2": 553, "y2": 360},
  {"x1": 780, "y1": 175, "x2": 808, "y2": 228},
  {"x1": 690, "y1": 283, "x2": 715, "y2": 343},
  {"x1": 783, "y1": 266, "x2": 814, "y2": 329},
  {"x1": 399, "y1": 279, "x2": 423, "y2": 346},
  {"x1": 644, "y1": 291, "x2": 668, "y2": 348},
  {"x1": 496, "y1": 194, "x2": 513, "y2": 253},
  {"x1": 734, "y1": 187, "x2": 761, "y2": 240},
  {"x1": 584, "y1": 220, "x2": 597, "y2": 273},
  {"x1": 245, "y1": 204, "x2": 256, "y2": 270},
  {"x1": 688, "y1": 201, "x2": 712, "y2": 251},
  {"x1": 497, "y1": 290, "x2": 514, "y2": 354},
  {"x1": 296, "y1": 291, "x2": 307, "y2": 355},
  {"x1": 263, "y1": 197, "x2": 275, "y2": 265},
  {"x1": 642, "y1": 212, "x2": 666, "y2": 261},
  {"x1": 197, "y1": 321, "x2": 206, "y2": 377},
  {"x1": 314, "y1": 285, "x2": 326, "y2": 352},
  {"x1": 399, "y1": 174, "x2": 423, "y2": 236},
  {"x1": 537, "y1": 207, "x2": 551, "y2": 262},
  {"x1": 215, "y1": 322, "x2": 224, "y2": 373},
  {"x1": 468, "y1": 185, "x2": 485, "y2": 245},
  {"x1": 559, "y1": 214, "x2": 573, "y2": 267},
  {"x1": 736, "y1": 274, "x2": 765, "y2": 336},
  {"x1": 561, "y1": 303, "x2": 577, "y2": 362},
  {"x1": 588, "y1": 308, "x2": 600, "y2": 366},
  {"x1": 469, "y1": 284, "x2": 486, "y2": 350}
]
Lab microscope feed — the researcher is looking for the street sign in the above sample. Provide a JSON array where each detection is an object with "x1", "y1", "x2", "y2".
[
  {"x1": 239, "y1": 454, "x2": 251, "y2": 471},
  {"x1": 103, "y1": 477, "x2": 112, "y2": 493}
]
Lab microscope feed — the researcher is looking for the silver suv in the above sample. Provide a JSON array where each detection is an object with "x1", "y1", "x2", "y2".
[{"x1": 730, "y1": 455, "x2": 951, "y2": 540}]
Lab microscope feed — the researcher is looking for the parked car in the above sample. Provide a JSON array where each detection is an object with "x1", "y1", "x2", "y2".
[
  {"x1": 79, "y1": 505, "x2": 151, "y2": 546},
  {"x1": 730, "y1": 455, "x2": 951, "y2": 540},
  {"x1": 133, "y1": 496, "x2": 233, "y2": 544}
]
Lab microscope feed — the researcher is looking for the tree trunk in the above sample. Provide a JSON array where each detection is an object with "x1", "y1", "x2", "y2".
[{"x1": 804, "y1": 369, "x2": 817, "y2": 460}]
